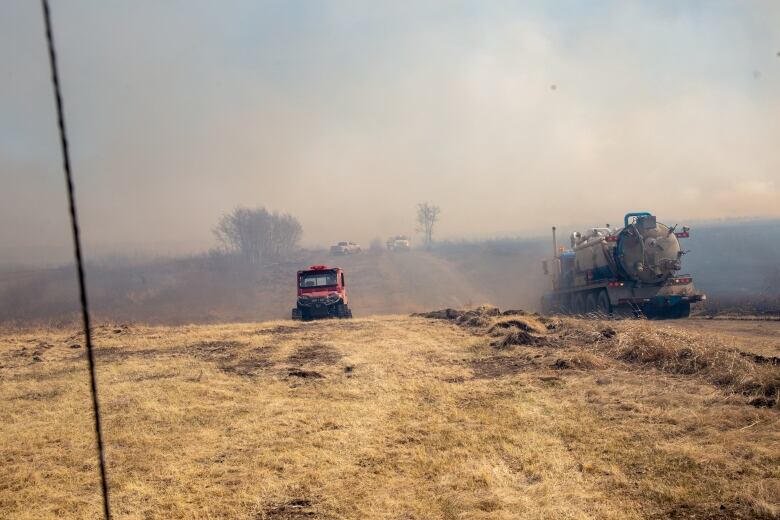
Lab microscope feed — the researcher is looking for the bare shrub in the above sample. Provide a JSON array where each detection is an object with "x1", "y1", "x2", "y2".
[{"x1": 213, "y1": 207, "x2": 302, "y2": 264}]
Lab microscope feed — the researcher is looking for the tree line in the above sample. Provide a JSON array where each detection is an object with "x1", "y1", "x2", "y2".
[
  {"x1": 214, "y1": 207, "x2": 302, "y2": 265},
  {"x1": 214, "y1": 201, "x2": 441, "y2": 264}
]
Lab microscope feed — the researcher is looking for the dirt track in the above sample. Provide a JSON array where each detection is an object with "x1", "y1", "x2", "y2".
[
  {"x1": 338, "y1": 251, "x2": 494, "y2": 315},
  {"x1": 330, "y1": 250, "x2": 543, "y2": 318}
]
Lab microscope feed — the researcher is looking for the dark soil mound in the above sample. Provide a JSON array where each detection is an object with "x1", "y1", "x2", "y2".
[
  {"x1": 488, "y1": 319, "x2": 535, "y2": 334},
  {"x1": 492, "y1": 330, "x2": 546, "y2": 348}
]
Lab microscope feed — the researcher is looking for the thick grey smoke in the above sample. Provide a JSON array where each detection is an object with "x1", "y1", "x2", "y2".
[{"x1": 1, "y1": 1, "x2": 779, "y2": 266}]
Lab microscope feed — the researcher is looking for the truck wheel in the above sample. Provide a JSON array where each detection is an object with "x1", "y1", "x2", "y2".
[
  {"x1": 337, "y1": 303, "x2": 352, "y2": 318},
  {"x1": 571, "y1": 293, "x2": 585, "y2": 316},
  {"x1": 563, "y1": 295, "x2": 574, "y2": 315},
  {"x1": 541, "y1": 294, "x2": 560, "y2": 315},
  {"x1": 596, "y1": 291, "x2": 612, "y2": 318},
  {"x1": 291, "y1": 308, "x2": 301, "y2": 321},
  {"x1": 585, "y1": 293, "x2": 598, "y2": 317}
]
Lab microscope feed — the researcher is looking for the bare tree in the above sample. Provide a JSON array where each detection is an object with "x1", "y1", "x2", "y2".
[
  {"x1": 214, "y1": 207, "x2": 302, "y2": 264},
  {"x1": 416, "y1": 202, "x2": 441, "y2": 249},
  {"x1": 268, "y1": 213, "x2": 303, "y2": 260}
]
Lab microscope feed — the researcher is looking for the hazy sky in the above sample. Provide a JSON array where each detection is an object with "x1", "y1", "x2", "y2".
[{"x1": 2, "y1": 1, "x2": 779, "y2": 264}]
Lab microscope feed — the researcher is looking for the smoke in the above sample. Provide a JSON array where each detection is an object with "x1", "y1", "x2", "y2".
[{"x1": 1, "y1": 1, "x2": 779, "y2": 266}]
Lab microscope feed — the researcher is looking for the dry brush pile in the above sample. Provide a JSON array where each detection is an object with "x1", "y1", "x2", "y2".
[
  {"x1": 413, "y1": 307, "x2": 780, "y2": 518},
  {"x1": 415, "y1": 305, "x2": 780, "y2": 409}
]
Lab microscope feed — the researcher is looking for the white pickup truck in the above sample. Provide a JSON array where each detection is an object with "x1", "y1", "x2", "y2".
[
  {"x1": 330, "y1": 241, "x2": 362, "y2": 255},
  {"x1": 386, "y1": 235, "x2": 411, "y2": 251}
]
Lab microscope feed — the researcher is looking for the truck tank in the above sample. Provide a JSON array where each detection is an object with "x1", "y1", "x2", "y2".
[{"x1": 541, "y1": 212, "x2": 705, "y2": 319}]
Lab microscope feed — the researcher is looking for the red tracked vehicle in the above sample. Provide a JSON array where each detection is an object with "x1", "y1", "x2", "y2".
[{"x1": 291, "y1": 265, "x2": 353, "y2": 321}]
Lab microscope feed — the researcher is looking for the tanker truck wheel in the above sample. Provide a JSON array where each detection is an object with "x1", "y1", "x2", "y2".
[
  {"x1": 596, "y1": 290, "x2": 612, "y2": 318},
  {"x1": 571, "y1": 293, "x2": 585, "y2": 316},
  {"x1": 671, "y1": 302, "x2": 691, "y2": 319},
  {"x1": 564, "y1": 294, "x2": 578, "y2": 315},
  {"x1": 585, "y1": 293, "x2": 598, "y2": 318}
]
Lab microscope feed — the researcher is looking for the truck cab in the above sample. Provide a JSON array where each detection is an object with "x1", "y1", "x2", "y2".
[{"x1": 292, "y1": 265, "x2": 353, "y2": 320}]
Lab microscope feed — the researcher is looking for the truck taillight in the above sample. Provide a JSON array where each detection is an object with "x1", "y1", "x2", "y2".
[
  {"x1": 672, "y1": 277, "x2": 691, "y2": 284},
  {"x1": 607, "y1": 281, "x2": 625, "y2": 287},
  {"x1": 675, "y1": 231, "x2": 689, "y2": 238},
  {"x1": 605, "y1": 236, "x2": 619, "y2": 242}
]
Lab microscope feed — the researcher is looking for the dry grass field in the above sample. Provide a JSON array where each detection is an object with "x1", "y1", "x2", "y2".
[
  {"x1": 673, "y1": 319, "x2": 780, "y2": 358},
  {"x1": 1, "y1": 310, "x2": 778, "y2": 519}
]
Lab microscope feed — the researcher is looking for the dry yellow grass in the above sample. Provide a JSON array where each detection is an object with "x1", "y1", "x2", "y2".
[
  {"x1": 672, "y1": 319, "x2": 780, "y2": 358},
  {"x1": 1, "y1": 313, "x2": 778, "y2": 519}
]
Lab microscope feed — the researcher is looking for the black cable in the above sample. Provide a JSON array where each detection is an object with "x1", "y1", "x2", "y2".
[{"x1": 40, "y1": 1, "x2": 111, "y2": 518}]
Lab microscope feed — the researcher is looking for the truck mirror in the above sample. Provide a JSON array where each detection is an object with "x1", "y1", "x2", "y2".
[{"x1": 542, "y1": 261, "x2": 549, "y2": 275}]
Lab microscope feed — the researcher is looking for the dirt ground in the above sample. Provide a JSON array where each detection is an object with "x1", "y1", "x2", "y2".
[{"x1": 0, "y1": 313, "x2": 778, "y2": 519}]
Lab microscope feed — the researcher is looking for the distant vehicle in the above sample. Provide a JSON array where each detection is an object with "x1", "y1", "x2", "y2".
[
  {"x1": 330, "y1": 241, "x2": 362, "y2": 255},
  {"x1": 386, "y1": 235, "x2": 411, "y2": 251},
  {"x1": 541, "y1": 212, "x2": 705, "y2": 319},
  {"x1": 292, "y1": 265, "x2": 353, "y2": 321}
]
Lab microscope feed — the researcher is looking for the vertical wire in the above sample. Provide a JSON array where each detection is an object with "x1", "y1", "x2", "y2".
[{"x1": 40, "y1": 1, "x2": 111, "y2": 518}]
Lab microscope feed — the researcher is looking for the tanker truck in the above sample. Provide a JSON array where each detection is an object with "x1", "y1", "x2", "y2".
[{"x1": 541, "y1": 212, "x2": 705, "y2": 319}]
